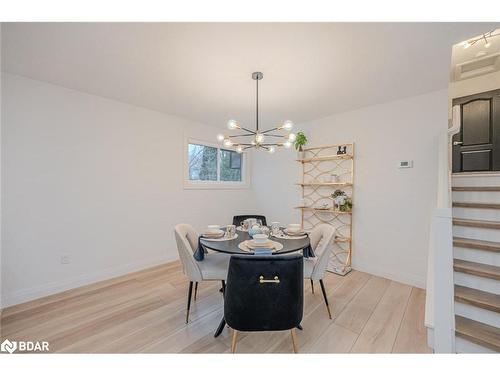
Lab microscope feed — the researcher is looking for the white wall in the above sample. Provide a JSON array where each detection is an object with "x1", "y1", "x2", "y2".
[
  {"x1": 254, "y1": 89, "x2": 449, "y2": 288},
  {"x1": 1, "y1": 73, "x2": 256, "y2": 307}
]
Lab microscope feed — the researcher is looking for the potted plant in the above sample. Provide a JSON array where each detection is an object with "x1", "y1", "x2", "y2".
[
  {"x1": 294, "y1": 132, "x2": 308, "y2": 159},
  {"x1": 331, "y1": 190, "x2": 352, "y2": 212}
]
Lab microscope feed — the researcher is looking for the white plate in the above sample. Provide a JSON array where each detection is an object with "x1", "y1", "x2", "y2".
[
  {"x1": 283, "y1": 229, "x2": 307, "y2": 236},
  {"x1": 202, "y1": 229, "x2": 224, "y2": 237},
  {"x1": 272, "y1": 233, "x2": 307, "y2": 240},
  {"x1": 202, "y1": 234, "x2": 238, "y2": 242},
  {"x1": 238, "y1": 240, "x2": 283, "y2": 252}
]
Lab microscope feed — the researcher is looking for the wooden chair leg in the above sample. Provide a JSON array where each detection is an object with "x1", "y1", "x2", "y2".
[
  {"x1": 290, "y1": 328, "x2": 298, "y2": 353},
  {"x1": 231, "y1": 330, "x2": 238, "y2": 353},
  {"x1": 310, "y1": 279, "x2": 315, "y2": 294},
  {"x1": 185, "y1": 281, "x2": 194, "y2": 324},
  {"x1": 194, "y1": 282, "x2": 198, "y2": 301},
  {"x1": 319, "y1": 279, "x2": 332, "y2": 319}
]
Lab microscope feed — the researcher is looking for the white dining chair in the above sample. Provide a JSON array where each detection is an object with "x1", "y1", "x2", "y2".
[
  {"x1": 303, "y1": 224, "x2": 336, "y2": 319},
  {"x1": 174, "y1": 223, "x2": 230, "y2": 323}
]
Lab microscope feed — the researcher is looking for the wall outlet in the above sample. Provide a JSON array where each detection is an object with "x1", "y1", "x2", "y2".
[
  {"x1": 60, "y1": 255, "x2": 71, "y2": 264},
  {"x1": 398, "y1": 160, "x2": 413, "y2": 168}
]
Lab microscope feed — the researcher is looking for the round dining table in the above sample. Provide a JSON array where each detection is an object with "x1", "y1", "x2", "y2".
[
  {"x1": 194, "y1": 229, "x2": 314, "y2": 261},
  {"x1": 195, "y1": 228, "x2": 314, "y2": 337}
]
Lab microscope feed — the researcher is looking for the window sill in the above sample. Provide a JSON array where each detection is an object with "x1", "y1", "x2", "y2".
[{"x1": 183, "y1": 181, "x2": 251, "y2": 190}]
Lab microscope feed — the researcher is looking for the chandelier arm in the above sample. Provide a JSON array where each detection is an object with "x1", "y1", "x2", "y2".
[
  {"x1": 263, "y1": 134, "x2": 287, "y2": 138},
  {"x1": 239, "y1": 127, "x2": 256, "y2": 134},
  {"x1": 228, "y1": 133, "x2": 256, "y2": 138},
  {"x1": 260, "y1": 127, "x2": 280, "y2": 134}
]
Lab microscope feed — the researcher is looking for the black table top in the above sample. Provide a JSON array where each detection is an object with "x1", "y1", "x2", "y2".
[{"x1": 199, "y1": 229, "x2": 311, "y2": 256}]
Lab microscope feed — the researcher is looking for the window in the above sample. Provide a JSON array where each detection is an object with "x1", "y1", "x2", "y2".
[{"x1": 184, "y1": 139, "x2": 249, "y2": 189}]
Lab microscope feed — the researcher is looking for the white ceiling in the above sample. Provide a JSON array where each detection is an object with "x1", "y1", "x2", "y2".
[{"x1": 2, "y1": 22, "x2": 499, "y2": 128}]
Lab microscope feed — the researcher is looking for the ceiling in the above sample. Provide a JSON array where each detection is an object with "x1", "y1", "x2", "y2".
[{"x1": 2, "y1": 22, "x2": 499, "y2": 128}]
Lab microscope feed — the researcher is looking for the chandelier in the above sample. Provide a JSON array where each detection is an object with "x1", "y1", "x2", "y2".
[{"x1": 217, "y1": 72, "x2": 296, "y2": 154}]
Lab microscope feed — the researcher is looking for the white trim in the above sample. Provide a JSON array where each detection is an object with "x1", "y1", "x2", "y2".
[
  {"x1": 352, "y1": 263, "x2": 426, "y2": 289},
  {"x1": 183, "y1": 136, "x2": 251, "y2": 190},
  {"x1": 1, "y1": 254, "x2": 174, "y2": 308}
]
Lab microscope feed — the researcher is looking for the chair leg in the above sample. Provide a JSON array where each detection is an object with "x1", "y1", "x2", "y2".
[
  {"x1": 319, "y1": 279, "x2": 332, "y2": 319},
  {"x1": 185, "y1": 281, "x2": 194, "y2": 324},
  {"x1": 310, "y1": 279, "x2": 315, "y2": 294},
  {"x1": 194, "y1": 282, "x2": 198, "y2": 301},
  {"x1": 231, "y1": 330, "x2": 238, "y2": 353},
  {"x1": 290, "y1": 328, "x2": 298, "y2": 353},
  {"x1": 221, "y1": 280, "x2": 226, "y2": 296}
]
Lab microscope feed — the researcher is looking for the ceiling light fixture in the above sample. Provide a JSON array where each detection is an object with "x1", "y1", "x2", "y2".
[{"x1": 217, "y1": 72, "x2": 295, "y2": 153}]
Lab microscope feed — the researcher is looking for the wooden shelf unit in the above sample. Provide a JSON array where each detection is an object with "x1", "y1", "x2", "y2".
[{"x1": 297, "y1": 143, "x2": 354, "y2": 276}]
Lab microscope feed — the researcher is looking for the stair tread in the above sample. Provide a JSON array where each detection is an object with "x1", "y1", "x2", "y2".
[
  {"x1": 455, "y1": 316, "x2": 500, "y2": 352},
  {"x1": 453, "y1": 202, "x2": 500, "y2": 209},
  {"x1": 453, "y1": 219, "x2": 500, "y2": 230},
  {"x1": 455, "y1": 285, "x2": 500, "y2": 313},
  {"x1": 453, "y1": 186, "x2": 500, "y2": 192},
  {"x1": 453, "y1": 236, "x2": 500, "y2": 252},
  {"x1": 453, "y1": 259, "x2": 500, "y2": 280}
]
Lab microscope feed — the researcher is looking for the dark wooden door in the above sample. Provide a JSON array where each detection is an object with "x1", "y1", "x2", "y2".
[{"x1": 452, "y1": 89, "x2": 500, "y2": 173}]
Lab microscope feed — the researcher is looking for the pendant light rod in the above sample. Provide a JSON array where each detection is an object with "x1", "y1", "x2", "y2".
[{"x1": 252, "y1": 72, "x2": 263, "y2": 132}]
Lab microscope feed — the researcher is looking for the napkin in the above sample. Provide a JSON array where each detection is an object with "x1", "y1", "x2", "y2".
[{"x1": 253, "y1": 248, "x2": 273, "y2": 255}]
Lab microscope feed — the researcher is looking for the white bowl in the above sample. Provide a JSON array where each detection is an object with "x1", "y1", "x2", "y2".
[
  {"x1": 253, "y1": 234, "x2": 269, "y2": 244},
  {"x1": 207, "y1": 225, "x2": 220, "y2": 233},
  {"x1": 287, "y1": 224, "x2": 301, "y2": 232}
]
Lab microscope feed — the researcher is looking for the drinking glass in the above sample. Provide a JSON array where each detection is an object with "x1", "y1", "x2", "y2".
[
  {"x1": 271, "y1": 222, "x2": 280, "y2": 236},
  {"x1": 226, "y1": 224, "x2": 236, "y2": 238},
  {"x1": 256, "y1": 219, "x2": 263, "y2": 227}
]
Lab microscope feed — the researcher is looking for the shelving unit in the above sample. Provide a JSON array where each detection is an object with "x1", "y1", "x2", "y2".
[{"x1": 296, "y1": 143, "x2": 354, "y2": 276}]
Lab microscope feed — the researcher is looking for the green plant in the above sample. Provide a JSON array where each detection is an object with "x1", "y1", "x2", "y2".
[
  {"x1": 331, "y1": 189, "x2": 345, "y2": 198},
  {"x1": 339, "y1": 197, "x2": 352, "y2": 212},
  {"x1": 294, "y1": 132, "x2": 308, "y2": 151}
]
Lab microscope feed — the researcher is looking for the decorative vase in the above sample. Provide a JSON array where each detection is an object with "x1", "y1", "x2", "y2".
[{"x1": 297, "y1": 150, "x2": 305, "y2": 159}]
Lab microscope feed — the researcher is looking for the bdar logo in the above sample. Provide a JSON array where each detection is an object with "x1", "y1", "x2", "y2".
[{"x1": 1, "y1": 339, "x2": 17, "y2": 354}]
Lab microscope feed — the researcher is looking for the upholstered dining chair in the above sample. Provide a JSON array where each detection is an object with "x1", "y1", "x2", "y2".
[
  {"x1": 232, "y1": 215, "x2": 268, "y2": 227},
  {"x1": 224, "y1": 254, "x2": 303, "y2": 353},
  {"x1": 303, "y1": 224, "x2": 336, "y2": 319},
  {"x1": 174, "y1": 224, "x2": 230, "y2": 323}
]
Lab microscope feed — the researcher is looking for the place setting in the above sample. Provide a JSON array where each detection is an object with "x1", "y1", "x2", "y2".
[
  {"x1": 201, "y1": 224, "x2": 238, "y2": 241},
  {"x1": 270, "y1": 222, "x2": 308, "y2": 240}
]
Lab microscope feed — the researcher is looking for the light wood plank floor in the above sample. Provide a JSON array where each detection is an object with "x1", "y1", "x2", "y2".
[{"x1": 0, "y1": 261, "x2": 431, "y2": 353}]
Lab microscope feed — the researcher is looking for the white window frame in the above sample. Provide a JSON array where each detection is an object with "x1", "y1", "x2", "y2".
[{"x1": 183, "y1": 137, "x2": 251, "y2": 190}]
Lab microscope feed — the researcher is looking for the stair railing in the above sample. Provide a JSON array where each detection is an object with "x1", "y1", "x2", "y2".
[{"x1": 425, "y1": 105, "x2": 460, "y2": 352}]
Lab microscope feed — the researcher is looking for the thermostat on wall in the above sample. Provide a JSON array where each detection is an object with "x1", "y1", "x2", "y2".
[{"x1": 398, "y1": 160, "x2": 413, "y2": 168}]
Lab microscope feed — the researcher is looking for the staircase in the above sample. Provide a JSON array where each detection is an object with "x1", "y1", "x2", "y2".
[{"x1": 451, "y1": 173, "x2": 500, "y2": 353}]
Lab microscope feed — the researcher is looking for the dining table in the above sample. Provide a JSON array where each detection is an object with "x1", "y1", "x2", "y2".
[{"x1": 194, "y1": 227, "x2": 315, "y2": 337}]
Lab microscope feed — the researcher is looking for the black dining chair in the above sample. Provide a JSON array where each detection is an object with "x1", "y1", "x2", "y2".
[
  {"x1": 224, "y1": 254, "x2": 303, "y2": 353},
  {"x1": 232, "y1": 215, "x2": 268, "y2": 226}
]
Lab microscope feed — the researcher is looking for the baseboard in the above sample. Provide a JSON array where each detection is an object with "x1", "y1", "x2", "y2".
[
  {"x1": 1, "y1": 254, "x2": 176, "y2": 308},
  {"x1": 352, "y1": 262, "x2": 426, "y2": 289}
]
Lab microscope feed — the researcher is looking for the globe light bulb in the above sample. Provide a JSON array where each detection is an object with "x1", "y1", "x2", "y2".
[
  {"x1": 268, "y1": 146, "x2": 276, "y2": 154},
  {"x1": 288, "y1": 133, "x2": 296, "y2": 142},
  {"x1": 485, "y1": 42, "x2": 491, "y2": 48},
  {"x1": 236, "y1": 145, "x2": 243, "y2": 153},
  {"x1": 223, "y1": 139, "x2": 233, "y2": 147},
  {"x1": 216, "y1": 134, "x2": 225, "y2": 142},
  {"x1": 227, "y1": 119, "x2": 239, "y2": 129},
  {"x1": 463, "y1": 41, "x2": 471, "y2": 49},
  {"x1": 255, "y1": 133, "x2": 265, "y2": 144},
  {"x1": 283, "y1": 120, "x2": 293, "y2": 131},
  {"x1": 284, "y1": 140, "x2": 292, "y2": 148}
]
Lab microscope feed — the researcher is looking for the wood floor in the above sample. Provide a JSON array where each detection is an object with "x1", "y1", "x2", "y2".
[{"x1": 0, "y1": 261, "x2": 431, "y2": 353}]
